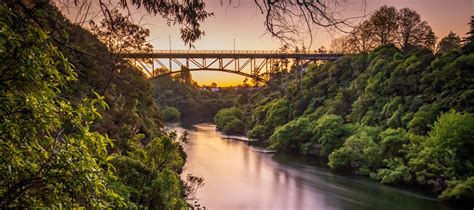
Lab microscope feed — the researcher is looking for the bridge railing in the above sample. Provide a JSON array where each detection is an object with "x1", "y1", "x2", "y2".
[{"x1": 150, "y1": 50, "x2": 335, "y2": 55}]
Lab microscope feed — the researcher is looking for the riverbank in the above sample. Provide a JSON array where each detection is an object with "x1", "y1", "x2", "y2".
[{"x1": 167, "y1": 123, "x2": 461, "y2": 210}]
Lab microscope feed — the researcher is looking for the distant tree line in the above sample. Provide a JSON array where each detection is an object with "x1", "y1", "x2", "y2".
[{"x1": 331, "y1": 6, "x2": 438, "y2": 53}]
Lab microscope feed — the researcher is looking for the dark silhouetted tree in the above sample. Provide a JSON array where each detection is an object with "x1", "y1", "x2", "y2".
[
  {"x1": 437, "y1": 31, "x2": 462, "y2": 53},
  {"x1": 396, "y1": 8, "x2": 436, "y2": 50},
  {"x1": 463, "y1": 16, "x2": 474, "y2": 51},
  {"x1": 348, "y1": 21, "x2": 378, "y2": 53},
  {"x1": 90, "y1": 9, "x2": 152, "y2": 53},
  {"x1": 370, "y1": 6, "x2": 398, "y2": 46}
]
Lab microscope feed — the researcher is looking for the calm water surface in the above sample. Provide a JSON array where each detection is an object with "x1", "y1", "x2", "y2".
[{"x1": 167, "y1": 123, "x2": 457, "y2": 210}]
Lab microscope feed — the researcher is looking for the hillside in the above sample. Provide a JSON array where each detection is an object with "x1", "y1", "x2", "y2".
[
  {"x1": 228, "y1": 44, "x2": 474, "y2": 201},
  {"x1": 1, "y1": 2, "x2": 190, "y2": 208}
]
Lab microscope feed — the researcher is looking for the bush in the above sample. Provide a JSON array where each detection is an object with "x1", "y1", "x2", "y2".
[
  {"x1": 222, "y1": 118, "x2": 245, "y2": 134},
  {"x1": 312, "y1": 114, "x2": 351, "y2": 156},
  {"x1": 440, "y1": 177, "x2": 474, "y2": 200},
  {"x1": 248, "y1": 124, "x2": 268, "y2": 140},
  {"x1": 268, "y1": 117, "x2": 312, "y2": 152},
  {"x1": 407, "y1": 104, "x2": 439, "y2": 135},
  {"x1": 161, "y1": 106, "x2": 181, "y2": 122},
  {"x1": 328, "y1": 126, "x2": 382, "y2": 174},
  {"x1": 409, "y1": 110, "x2": 474, "y2": 197},
  {"x1": 214, "y1": 107, "x2": 244, "y2": 134}
]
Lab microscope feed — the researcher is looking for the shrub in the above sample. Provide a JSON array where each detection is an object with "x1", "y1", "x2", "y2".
[
  {"x1": 214, "y1": 107, "x2": 245, "y2": 134},
  {"x1": 268, "y1": 117, "x2": 312, "y2": 152},
  {"x1": 161, "y1": 106, "x2": 181, "y2": 122}
]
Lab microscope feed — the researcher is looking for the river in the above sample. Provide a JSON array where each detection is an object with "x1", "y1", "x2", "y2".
[{"x1": 166, "y1": 123, "x2": 458, "y2": 210}]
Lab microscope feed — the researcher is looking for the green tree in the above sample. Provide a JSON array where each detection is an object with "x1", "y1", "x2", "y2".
[
  {"x1": 214, "y1": 107, "x2": 244, "y2": 134},
  {"x1": 328, "y1": 126, "x2": 382, "y2": 175},
  {"x1": 409, "y1": 110, "x2": 474, "y2": 197},
  {"x1": 440, "y1": 176, "x2": 474, "y2": 200},
  {"x1": 407, "y1": 104, "x2": 439, "y2": 135},
  {"x1": 311, "y1": 114, "x2": 351, "y2": 157},
  {"x1": 0, "y1": 7, "x2": 121, "y2": 207},
  {"x1": 110, "y1": 133, "x2": 188, "y2": 208},
  {"x1": 268, "y1": 117, "x2": 312, "y2": 152},
  {"x1": 161, "y1": 106, "x2": 181, "y2": 122}
]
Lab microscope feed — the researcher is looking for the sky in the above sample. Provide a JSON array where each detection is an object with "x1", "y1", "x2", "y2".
[{"x1": 65, "y1": 0, "x2": 474, "y2": 86}]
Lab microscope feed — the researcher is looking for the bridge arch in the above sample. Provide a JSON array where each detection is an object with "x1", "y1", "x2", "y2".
[{"x1": 154, "y1": 68, "x2": 269, "y2": 83}]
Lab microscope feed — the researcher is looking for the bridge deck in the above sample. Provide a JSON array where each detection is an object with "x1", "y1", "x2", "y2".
[{"x1": 118, "y1": 50, "x2": 343, "y2": 60}]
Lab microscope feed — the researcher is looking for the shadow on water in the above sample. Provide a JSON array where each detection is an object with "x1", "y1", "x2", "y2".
[
  {"x1": 270, "y1": 153, "x2": 464, "y2": 210},
  {"x1": 168, "y1": 123, "x2": 466, "y2": 210}
]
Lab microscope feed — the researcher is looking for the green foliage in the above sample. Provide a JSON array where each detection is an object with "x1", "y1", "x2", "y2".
[
  {"x1": 311, "y1": 114, "x2": 351, "y2": 156},
  {"x1": 375, "y1": 158, "x2": 410, "y2": 184},
  {"x1": 0, "y1": 3, "x2": 195, "y2": 208},
  {"x1": 379, "y1": 128, "x2": 409, "y2": 157},
  {"x1": 247, "y1": 124, "x2": 268, "y2": 140},
  {"x1": 110, "y1": 133, "x2": 187, "y2": 208},
  {"x1": 151, "y1": 75, "x2": 237, "y2": 124},
  {"x1": 162, "y1": 106, "x2": 181, "y2": 122},
  {"x1": 214, "y1": 107, "x2": 245, "y2": 134},
  {"x1": 268, "y1": 117, "x2": 312, "y2": 152},
  {"x1": 232, "y1": 16, "x2": 474, "y2": 202},
  {"x1": 264, "y1": 98, "x2": 290, "y2": 128},
  {"x1": 440, "y1": 177, "x2": 474, "y2": 200},
  {"x1": 0, "y1": 7, "x2": 121, "y2": 207},
  {"x1": 409, "y1": 110, "x2": 474, "y2": 194},
  {"x1": 223, "y1": 118, "x2": 245, "y2": 134},
  {"x1": 328, "y1": 126, "x2": 382, "y2": 175}
]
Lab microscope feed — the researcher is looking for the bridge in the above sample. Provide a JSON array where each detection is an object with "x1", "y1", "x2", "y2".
[{"x1": 118, "y1": 50, "x2": 344, "y2": 81}]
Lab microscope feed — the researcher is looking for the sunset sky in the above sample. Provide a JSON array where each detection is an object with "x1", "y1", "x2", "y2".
[{"x1": 69, "y1": 0, "x2": 473, "y2": 86}]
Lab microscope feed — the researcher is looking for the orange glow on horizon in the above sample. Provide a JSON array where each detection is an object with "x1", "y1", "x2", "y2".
[
  {"x1": 140, "y1": 0, "x2": 472, "y2": 86},
  {"x1": 63, "y1": 0, "x2": 473, "y2": 86}
]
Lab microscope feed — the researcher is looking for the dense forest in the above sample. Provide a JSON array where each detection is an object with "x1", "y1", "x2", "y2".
[
  {"x1": 0, "y1": 2, "x2": 199, "y2": 208},
  {"x1": 215, "y1": 8, "x2": 474, "y2": 202},
  {"x1": 150, "y1": 72, "x2": 244, "y2": 124}
]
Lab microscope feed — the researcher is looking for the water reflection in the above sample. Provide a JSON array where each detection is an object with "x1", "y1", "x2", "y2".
[{"x1": 167, "y1": 123, "x2": 457, "y2": 210}]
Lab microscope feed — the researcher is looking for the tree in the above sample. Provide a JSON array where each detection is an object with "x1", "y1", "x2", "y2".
[
  {"x1": 347, "y1": 20, "x2": 378, "y2": 53},
  {"x1": 51, "y1": 0, "x2": 214, "y2": 47},
  {"x1": 0, "y1": 7, "x2": 121, "y2": 207},
  {"x1": 214, "y1": 107, "x2": 245, "y2": 134},
  {"x1": 177, "y1": 66, "x2": 192, "y2": 85},
  {"x1": 269, "y1": 117, "x2": 312, "y2": 152},
  {"x1": 409, "y1": 110, "x2": 474, "y2": 197},
  {"x1": 329, "y1": 36, "x2": 353, "y2": 53},
  {"x1": 89, "y1": 9, "x2": 153, "y2": 53},
  {"x1": 328, "y1": 126, "x2": 382, "y2": 175},
  {"x1": 311, "y1": 114, "x2": 351, "y2": 156},
  {"x1": 250, "y1": 0, "x2": 356, "y2": 48},
  {"x1": 161, "y1": 107, "x2": 181, "y2": 122},
  {"x1": 341, "y1": 6, "x2": 436, "y2": 51},
  {"x1": 396, "y1": 8, "x2": 436, "y2": 50},
  {"x1": 437, "y1": 31, "x2": 462, "y2": 53},
  {"x1": 317, "y1": 46, "x2": 327, "y2": 53},
  {"x1": 462, "y1": 16, "x2": 474, "y2": 51},
  {"x1": 51, "y1": 0, "x2": 360, "y2": 48},
  {"x1": 370, "y1": 6, "x2": 398, "y2": 46},
  {"x1": 110, "y1": 133, "x2": 189, "y2": 208}
]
